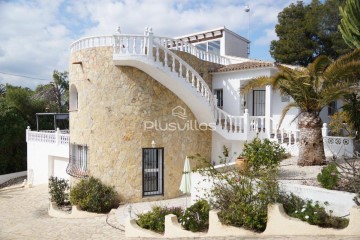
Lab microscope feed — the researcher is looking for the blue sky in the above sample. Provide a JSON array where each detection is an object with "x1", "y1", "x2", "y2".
[{"x1": 0, "y1": 0, "x2": 307, "y2": 89}]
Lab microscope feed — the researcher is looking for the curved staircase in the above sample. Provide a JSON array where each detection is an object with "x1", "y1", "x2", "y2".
[{"x1": 71, "y1": 31, "x2": 274, "y2": 141}]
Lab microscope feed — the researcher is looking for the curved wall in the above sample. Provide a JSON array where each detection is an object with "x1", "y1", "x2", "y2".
[{"x1": 69, "y1": 47, "x2": 211, "y2": 202}]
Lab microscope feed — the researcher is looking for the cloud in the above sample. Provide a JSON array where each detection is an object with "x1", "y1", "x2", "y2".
[
  {"x1": 0, "y1": 0, "x2": 305, "y2": 89},
  {"x1": 254, "y1": 28, "x2": 278, "y2": 46}
]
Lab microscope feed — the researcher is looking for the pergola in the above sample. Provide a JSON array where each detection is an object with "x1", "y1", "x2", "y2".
[{"x1": 35, "y1": 113, "x2": 69, "y2": 131}]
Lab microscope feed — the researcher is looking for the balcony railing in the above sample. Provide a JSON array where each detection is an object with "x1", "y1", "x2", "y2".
[{"x1": 26, "y1": 127, "x2": 69, "y2": 145}]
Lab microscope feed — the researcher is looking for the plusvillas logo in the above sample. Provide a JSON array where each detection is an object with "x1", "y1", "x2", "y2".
[{"x1": 144, "y1": 106, "x2": 216, "y2": 131}]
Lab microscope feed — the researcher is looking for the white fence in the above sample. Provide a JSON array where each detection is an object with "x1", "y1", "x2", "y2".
[{"x1": 277, "y1": 123, "x2": 354, "y2": 157}]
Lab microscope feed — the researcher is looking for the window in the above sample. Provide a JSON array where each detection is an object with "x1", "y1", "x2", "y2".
[
  {"x1": 69, "y1": 85, "x2": 78, "y2": 111},
  {"x1": 66, "y1": 143, "x2": 88, "y2": 178},
  {"x1": 328, "y1": 101, "x2": 337, "y2": 116},
  {"x1": 142, "y1": 148, "x2": 164, "y2": 197},
  {"x1": 194, "y1": 40, "x2": 220, "y2": 55},
  {"x1": 214, "y1": 89, "x2": 223, "y2": 108}
]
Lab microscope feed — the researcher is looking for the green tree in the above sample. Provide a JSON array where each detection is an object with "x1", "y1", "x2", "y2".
[
  {"x1": 242, "y1": 49, "x2": 360, "y2": 166},
  {"x1": 5, "y1": 85, "x2": 45, "y2": 128},
  {"x1": 34, "y1": 70, "x2": 69, "y2": 112},
  {"x1": 270, "y1": 0, "x2": 351, "y2": 66},
  {"x1": 0, "y1": 98, "x2": 27, "y2": 174},
  {"x1": 339, "y1": 0, "x2": 360, "y2": 48}
]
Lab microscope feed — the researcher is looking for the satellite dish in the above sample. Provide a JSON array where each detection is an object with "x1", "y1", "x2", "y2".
[{"x1": 245, "y1": 5, "x2": 250, "y2": 12}]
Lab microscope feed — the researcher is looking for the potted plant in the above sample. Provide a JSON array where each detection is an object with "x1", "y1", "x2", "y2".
[{"x1": 235, "y1": 155, "x2": 247, "y2": 172}]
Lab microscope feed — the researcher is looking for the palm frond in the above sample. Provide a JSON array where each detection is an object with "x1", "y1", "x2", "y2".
[
  {"x1": 240, "y1": 76, "x2": 272, "y2": 94},
  {"x1": 278, "y1": 102, "x2": 299, "y2": 128},
  {"x1": 323, "y1": 61, "x2": 360, "y2": 89},
  {"x1": 324, "y1": 48, "x2": 360, "y2": 78}
]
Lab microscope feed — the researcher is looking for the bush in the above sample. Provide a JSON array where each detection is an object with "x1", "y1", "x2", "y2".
[
  {"x1": 279, "y1": 193, "x2": 348, "y2": 229},
  {"x1": 242, "y1": 138, "x2": 285, "y2": 171},
  {"x1": 179, "y1": 199, "x2": 210, "y2": 232},
  {"x1": 70, "y1": 177, "x2": 118, "y2": 213},
  {"x1": 196, "y1": 155, "x2": 279, "y2": 232},
  {"x1": 317, "y1": 163, "x2": 339, "y2": 189},
  {"x1": 48, "y1": 177, "x2": 69, "y2": 206},
  {"x1": 137, "y1": 206, "x2": 183, "y2": 233}
]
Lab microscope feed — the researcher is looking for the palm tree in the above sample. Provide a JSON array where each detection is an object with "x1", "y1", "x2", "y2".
[{"x1": 242, "y1": 49, "x2": 360, "y2": 166}]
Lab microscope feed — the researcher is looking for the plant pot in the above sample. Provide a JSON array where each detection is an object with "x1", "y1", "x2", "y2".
[{"x1": 236, "y1": 158, "x2": 248, "y2": 172}]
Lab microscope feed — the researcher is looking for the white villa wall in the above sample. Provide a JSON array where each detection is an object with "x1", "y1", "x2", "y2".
[
  {"x1": 223, "y1": 30, "x2": 248, "y2": 58},
  {"x1": 211, "y1": 132, "x2": 245, "y2": 164},
  {"x1": 27, "y1": 131, "x2": 69, "y2": 185},
  {"x1": 212, "y1": 68, "x2": 299, "y2": 131}
]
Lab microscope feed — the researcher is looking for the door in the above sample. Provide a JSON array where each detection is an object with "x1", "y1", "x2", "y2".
[
  {"x1": 253, "y1": 90, "x2": 265, "y2": 116},
  {"x1": 142, "y1": 148, "x2": 164, "y2": 197}
]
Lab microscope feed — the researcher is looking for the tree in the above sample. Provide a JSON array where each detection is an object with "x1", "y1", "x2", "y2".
[
  {"x1": 242, "y1": 49, "x2": 360, "y2": 166},
  {"x1": 34, "y1": 70, "x2": 69, "y2": 112},
  {"x1": 5, "y1": 85, "x2": 45, "y2": 128},
  {"x1": 339, "y1": 0, "x2": 360, "y2": 48},
  {"x1": 270, "y1": 0, "x2": 351, "y2": 66},
  {"x1": 0, "y1": 98, "x2": 28, "y2": 174}
]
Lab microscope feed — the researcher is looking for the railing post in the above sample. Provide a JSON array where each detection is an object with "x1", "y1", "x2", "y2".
[
  {"x1": 55, "y1": 128, "x2": 60, "y2": 145},
  {"x1": 244, "y1": 109, "x2": 249, "y2": 139},
  {"x1": 265, "y1": 85, "x2": 272, "y2": 139},
  {"x1": 147, "y1": 28, "x2": 153, "y2": 58},
  {"x1": 322, "y1": 123, "x2": 328, "y2": 137},
  {"x1": 26, "y1": 126, "x2": 30, "y2": 142}
]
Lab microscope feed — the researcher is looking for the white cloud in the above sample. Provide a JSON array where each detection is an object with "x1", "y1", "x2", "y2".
[{"x1": 0, "y1": 0, "x2": 306, "y2": 89}]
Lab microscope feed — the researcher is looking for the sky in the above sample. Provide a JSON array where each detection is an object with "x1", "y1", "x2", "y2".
[{"x1": 0, "y1": 0, "x2": 309, "y2": 89}]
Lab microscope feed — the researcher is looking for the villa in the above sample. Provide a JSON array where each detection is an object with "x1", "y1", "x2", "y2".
[{"x1": 26, "y1": 26, "x2": 353, "y2": 203}]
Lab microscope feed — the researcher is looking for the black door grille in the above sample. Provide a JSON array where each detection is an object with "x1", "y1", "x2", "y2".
[
  {"x1": 142, "y1": 148, "x2": 164, "y2": 197},
  {"x1": 253, "y1": 90, "x2": 265, "y2": 116}
]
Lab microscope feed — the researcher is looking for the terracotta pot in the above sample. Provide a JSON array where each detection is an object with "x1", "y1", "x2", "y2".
[{"x1": 235, "y1": 158, "x2": 247, "y2": 172}]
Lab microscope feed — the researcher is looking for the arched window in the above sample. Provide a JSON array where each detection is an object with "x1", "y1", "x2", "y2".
[{"x1": 69, "y1": 85, "x2": 78, "y2": 111}]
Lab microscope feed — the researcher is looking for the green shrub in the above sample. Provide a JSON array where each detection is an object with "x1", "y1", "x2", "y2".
[
  {"x1": 242, "y1": 138, "x2": 285, "y2": 171},
  {"x1": 317, "y1": 163, "x2": 339, "y2": 189},
  {"x1": 70, "y1": 177, "x2": 118, "y2": 213},
  {"x1": 137, "y1": 206, "x2": 183, "y2": 233},
  {"x1": 279, "y1": 193, "x2": 348, "y2": 229},
  {"x1": 179, "y1": 199, "x2": 210, "y2": 232},
  {"x1": 48, "y1": 177, "x2": 69, "y2": 206}
]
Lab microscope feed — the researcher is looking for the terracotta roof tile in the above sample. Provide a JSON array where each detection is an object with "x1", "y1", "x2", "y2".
[{"x1": 214, "y1": 61, "x2": 275, "y2": 72}]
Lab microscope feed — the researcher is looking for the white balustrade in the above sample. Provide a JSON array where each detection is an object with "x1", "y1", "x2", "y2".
[{"x1": 26, "y1": 127, "x2": 69, "y2": 145}]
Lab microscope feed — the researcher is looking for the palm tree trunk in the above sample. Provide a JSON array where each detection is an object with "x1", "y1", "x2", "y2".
[{"x1": 298, "y1": 112, "x2": 325, "y2": 166}]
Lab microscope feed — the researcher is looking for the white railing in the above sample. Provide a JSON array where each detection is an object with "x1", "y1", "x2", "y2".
[
  {"x1": 26, "y1": 127, "x2": 69, "y2": 145},
  {"x1": 152, "y1": 36, "x2": 230, "y2": 65},
  {"x1": 70, "y1": 35, "x2": 114, "y2": 52},
  {"x1": 70, "y1": 31, "x2": 230, "y2": 65}
]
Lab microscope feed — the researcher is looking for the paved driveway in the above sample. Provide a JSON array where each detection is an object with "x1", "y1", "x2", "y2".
[{"x1": 0, "y1": 185, "x2": 125, "y2": 240}]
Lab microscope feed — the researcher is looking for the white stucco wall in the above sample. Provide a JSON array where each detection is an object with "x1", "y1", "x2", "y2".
[
  {"x1": 223, "y1": 30, "x2": 248, "y2": 58},
  {"x1": 211, "y1": 132, "x2": 245, "y2": 164},
  {"x1": 212, "y1": 68, "x2": 299, "y2": 131},
  {"x1": 27, "y1": 140, "x2": 69, "y2": 185}
]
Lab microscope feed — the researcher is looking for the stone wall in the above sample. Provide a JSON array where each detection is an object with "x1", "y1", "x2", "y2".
[{"x1": 69, "y1": 47, "x2": 211, "y2": 203}]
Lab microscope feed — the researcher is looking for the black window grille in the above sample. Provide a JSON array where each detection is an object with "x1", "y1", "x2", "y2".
[
  {"x1": 142, "y1": 148, "x2": 164, "y2": 197},
  {"x1": 66, "y1": 143, "x2": 89, "y2": 178},
  {"x1": 214, "y1": 89, "x2": 223, "y2": 108}
]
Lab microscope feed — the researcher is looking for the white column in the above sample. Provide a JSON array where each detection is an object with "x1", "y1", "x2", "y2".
[
  {"x1": 244, "y1": 109, "x2": 249, "y2": 139},
  {"x1": 322, "y1": 123, "x2": 328, "y2": 137},
  {"x1": 265, "y1": 85, "x2": 272, "y2": 138}
]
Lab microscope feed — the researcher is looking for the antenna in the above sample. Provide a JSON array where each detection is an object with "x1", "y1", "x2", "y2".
[{"x1": 244, "y1": 5, "x2": 250, "y2": 56}]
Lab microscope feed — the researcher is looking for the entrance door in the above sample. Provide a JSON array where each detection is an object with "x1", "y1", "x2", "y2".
[
  {"x1": 142, "y1": 148, "x2": 164, "y2": 197},
  {"x1": 253, "y1": 90, "x2": 265, "y2": 116}
]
